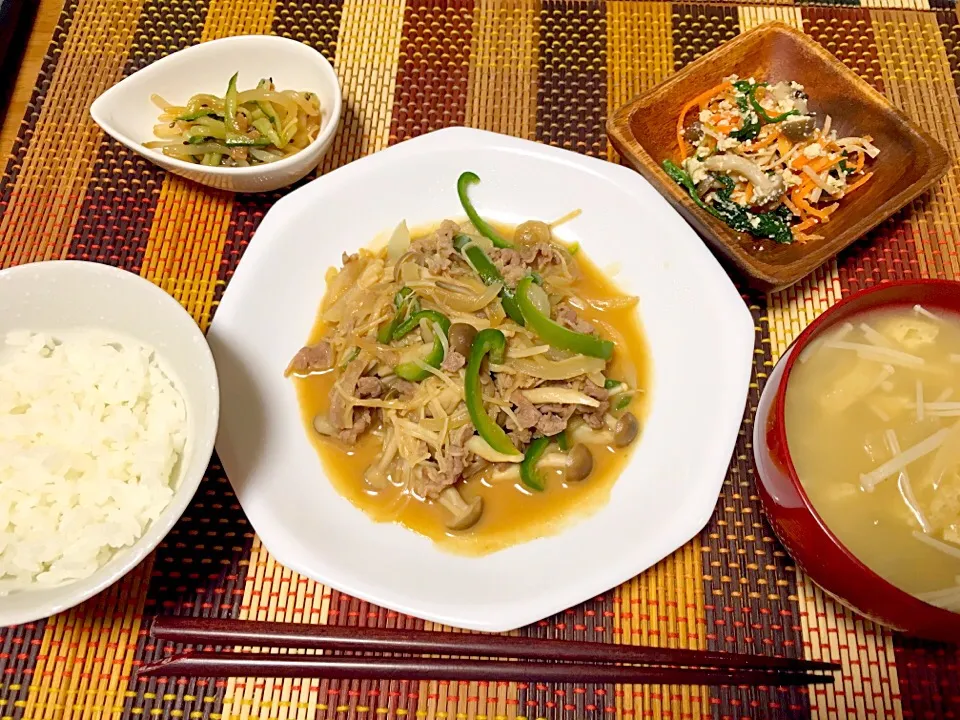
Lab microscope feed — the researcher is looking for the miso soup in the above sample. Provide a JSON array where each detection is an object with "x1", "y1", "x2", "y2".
[{"x1": 785, "y1": 304, "x2": 960, "y2": 611}]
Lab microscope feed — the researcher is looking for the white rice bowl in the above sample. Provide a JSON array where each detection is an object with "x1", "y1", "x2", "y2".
[
  {"x1": 0, "y1": 329, "x2": 187, "y2": 591},
  {"x1": 0, "y1": 260, "x2": 219, "y2": 627}
]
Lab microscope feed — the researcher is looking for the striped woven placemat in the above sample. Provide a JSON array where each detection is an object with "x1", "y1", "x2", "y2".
[{"x1": 1, "y1": 1, "x2": 959, "y2": 718}]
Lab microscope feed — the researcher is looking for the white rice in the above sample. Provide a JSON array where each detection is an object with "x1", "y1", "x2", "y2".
[{"x1": 0, "y1": 329, "x2": 186, "y2": 592}]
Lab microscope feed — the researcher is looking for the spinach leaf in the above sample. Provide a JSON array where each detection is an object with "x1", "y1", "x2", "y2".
[{"x1": 661, "y1": 160, "x2": 794, "y2": 244}]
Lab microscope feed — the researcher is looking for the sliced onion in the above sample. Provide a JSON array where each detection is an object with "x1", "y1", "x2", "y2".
[
  {"x1": 427, "y1": 282, "x2": 503, "y2": 313},
  {"x1": 512, "y1": 355, "x2": 607, "y2": 380},
  {"x1": 525, "y1": 281, "x2": 552, "y2": 316},
  {"x1": 387, "y1": 220, "x2": 411, "y2": 262}
]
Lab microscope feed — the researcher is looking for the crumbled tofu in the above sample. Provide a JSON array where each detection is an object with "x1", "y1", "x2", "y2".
[
  {"x1": 825, "y1": 176, "x2": 844, "y2": 195},
  {"x1": 790, "y1": 81, "x2": 805, "y2": 91},
  {"x1": 803, "y1": 143, "x2": 823, "y2": 159},
  {"x1": 782, "y1": 169, "x2": 803, "y2": 188},
  {"x1": 696, "y1": 146, "x2": 711, "y2": 159},
  {"x1": 699, "y1": 109, "x2": 712, "y2": 123},
  {"x1": 749, "y1": 216, "x2": 761, "y2": 229},
  {"x1": 718, "y1": 99, "x2": 733, "y2": 111},
  {"x1": 717, "y1": 135, "x2": 739, "y2": 151},
  {"x1": 878, "y1": 317, "x2": 940, "y2": 350},
  {"x1": 684, "y1": 158, "x2": 708, "y2": 184}
]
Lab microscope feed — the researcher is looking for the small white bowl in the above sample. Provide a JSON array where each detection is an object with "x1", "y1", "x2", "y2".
[
  {"x1": 90, "y1": 35, "x2": 343, "y2": 193},
  {"x1": 0, "y1": 261, "x2": 220, "y2": 626}
]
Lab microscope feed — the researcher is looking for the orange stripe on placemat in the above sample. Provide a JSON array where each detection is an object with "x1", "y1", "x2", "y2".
[
  {"x1": 137, "y1": 180, "x2": 234, "y2": 328},
  {"x1": 380, "y1": 2, "x2": 476, "y2": 718},
  {"x1": 0, "y1": 0, "x2": 144, "y2": 268},
  {"x1": 136, "y1": 0, "x2": 277, "y2": 327}
]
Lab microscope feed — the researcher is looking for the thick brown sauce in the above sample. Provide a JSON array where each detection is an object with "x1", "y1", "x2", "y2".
[{"x1": 294, "y1": 225, "x2": 651, "y2": 555}]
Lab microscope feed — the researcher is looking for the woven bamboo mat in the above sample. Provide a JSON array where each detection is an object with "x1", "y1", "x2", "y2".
[{"x1": 1, "y1": 0, "x2": 959, "y2": 718}]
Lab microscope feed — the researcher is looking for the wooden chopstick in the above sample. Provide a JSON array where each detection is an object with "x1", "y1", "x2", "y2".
[
  {"x1": 138, "y1": 616, "x2": 839, "y2": 686},
  {"x1": 138, "y1": 652, "x2": 833, "y2": 686}
]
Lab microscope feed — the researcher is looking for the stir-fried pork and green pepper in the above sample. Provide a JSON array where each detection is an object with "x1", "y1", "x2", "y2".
[{"x1": 286, "y1": 174, "x2": 646, "y2": 542}]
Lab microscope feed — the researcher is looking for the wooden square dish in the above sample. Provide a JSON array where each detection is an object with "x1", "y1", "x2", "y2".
[{"x1": 607, "y1": 21, "x2": 950, "y2": 291}]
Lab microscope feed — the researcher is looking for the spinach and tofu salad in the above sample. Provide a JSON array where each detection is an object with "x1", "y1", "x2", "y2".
[{"x1": 663, "y1": 76, "x2": 879, "y2": 245}]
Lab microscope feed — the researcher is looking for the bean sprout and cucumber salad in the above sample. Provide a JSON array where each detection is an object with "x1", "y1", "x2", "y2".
[{"x1": 146, "y1": 73, "x2": 321, "y2": 167}]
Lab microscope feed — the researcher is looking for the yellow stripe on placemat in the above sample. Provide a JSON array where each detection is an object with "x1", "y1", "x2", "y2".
[
  {"x1": 22, "y1": 563, "x2": 152, "y2": 720},
  {"x1": 605, "y1": 9, "x2": 708, "y2": 720},
  {"x1": 606, "y1": 1, "x2": 673, "y2": 162},
  {"x1": 872, "y1": 10, "x2": 960, "y2": 281},
  {"x1": 321, "y1": 0, "x2": 406, "y2": 171},
  {"x1": 221, "y1": 538, "x2": 332, "y2": 720},
  {"x1": 0, "y1": 0, "x2": 145, "y2": 268},
  {"x1": 466, "y1": 0, "x2": 539, "y2": 140},
  {"x1": 615, "y1": 549, "x2": 708, "y2": 720},
  {"x1": 217, "y1": 2, "x2": 404, "y2": 717},
  {"x1": 737, "y1": 5, "x2": 803, "y2": 32},
  {"x1": 766, "y1": 287, "x2": 899, "y2": 720}
]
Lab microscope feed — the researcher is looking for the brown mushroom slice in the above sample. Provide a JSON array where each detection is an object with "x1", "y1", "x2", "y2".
[
  {"x1": 448, "y1": 322, "x2": 478, "y2": 358},
  {"x1": 565, "y1": 444, "x2": 594, "y2": 481},
  {"x1": 437, "y1": 486, "x2": 483, "y2": 530},
  {"x1": 614, "y1": 412, "x2": 640, "y2": 448}
]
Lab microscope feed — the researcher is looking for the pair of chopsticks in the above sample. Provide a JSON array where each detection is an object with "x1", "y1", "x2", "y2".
[{"x1": 138, "y1": 617, "x2": 838, "y2": 687}]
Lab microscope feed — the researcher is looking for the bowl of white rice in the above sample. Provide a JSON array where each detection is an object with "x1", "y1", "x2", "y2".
[{"x1": 0, "y1": 260, "x2": 219, "y2": 626}]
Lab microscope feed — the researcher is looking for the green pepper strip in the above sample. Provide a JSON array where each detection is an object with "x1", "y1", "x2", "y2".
[
  {"x1": 377, "y1": 288, "x2": 416, "y2": 344},
  {"x1": 456, "y1": 172, "x2": 513, "y2": 249},
  {"x1": 515, "y1": 276, "x2": 614, "y2": 360},
  {"x1": 520, "y1": 436, "x2": 550, "y2": 491},
  {"x1": 614, "y1": 395, "x2": 632, "y2": 411},
  {"x1": 465, "y1": 329, "x2": 521, "y2": 457},
  {"x1": 453, "y1": 234, "x2": 526, "y2": 326},
  {"x1": 393, "y1": 311, "x2": 451, "y2": 382},
  {"x1": 556, "y1": 430, "x2": 570, "y2": 452}
]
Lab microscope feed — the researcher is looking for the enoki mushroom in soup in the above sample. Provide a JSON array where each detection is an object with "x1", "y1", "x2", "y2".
[
  {"x1": 286, "y1": 174, "x2": 650, "y2": 556},
  {"x1": 786, "y1": 305, "x2": 960, "y2": 611}
]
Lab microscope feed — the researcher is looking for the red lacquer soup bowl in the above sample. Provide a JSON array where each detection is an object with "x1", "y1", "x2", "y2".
[{"x1": 753, "y1": 279, "x2": 960, "y2": 642}]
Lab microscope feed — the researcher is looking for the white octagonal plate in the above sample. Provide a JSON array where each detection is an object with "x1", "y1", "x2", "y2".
[{"x1": 207, "y1": 127, "x2": 754, "y2": 632}]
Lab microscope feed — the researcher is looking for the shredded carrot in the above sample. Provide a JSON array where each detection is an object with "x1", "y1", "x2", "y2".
[
  {"x1": 794, "y1": 218, "x2": 819, "y2": 233},
  {"x1": 676, "y1": 81, "x2": 732, "y2": 160},
  {"x1": 844, "y1": 172, "x2": 873, "y2": 197},
  {"x1": 810, "y1": 156, "x2": 841, "y2": 174},
  {"x1": 792, "y1": 187, "x2": 831, "y2": 221},
  {"x1": 752, "y1": 130, "x2": 780, "y2": 150},
  {"x1": 854, "y1": 151, "x2": 865, "y2": 173}
]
